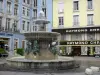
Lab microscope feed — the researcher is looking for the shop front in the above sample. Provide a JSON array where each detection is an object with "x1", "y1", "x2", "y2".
[
  {"x1": 59, "y1": 41, "x2": 100, "y2": 56},
  {"x1": 52, "y1": 26, "x2": 100, "y2": 57},
  {"x1": 0, "y1": 32, "x2": 25, "y2": 55}
]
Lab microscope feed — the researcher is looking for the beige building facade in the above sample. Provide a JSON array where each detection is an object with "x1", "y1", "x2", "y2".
[{"x1": 52, "y1": 0, "x2": 100, "y2": 56}]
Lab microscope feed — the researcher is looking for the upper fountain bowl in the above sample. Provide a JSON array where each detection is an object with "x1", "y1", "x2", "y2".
[{"x1": 35, "y1": 10, "x2": 50, "y2": 24}]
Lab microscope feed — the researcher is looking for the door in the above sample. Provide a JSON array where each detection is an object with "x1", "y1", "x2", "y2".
[{"x1": 72, "y1": 46, "x2": 81, "y2": 56}]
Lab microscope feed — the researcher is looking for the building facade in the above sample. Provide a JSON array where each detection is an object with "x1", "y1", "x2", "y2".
[
  {"x1": 52, "y1": 0, "x2": 100, "y2": 56},
  {"x1": 21, "y1": 0, "x2": 52, "y2": 33},
  {"x1": 0, "y1": 0, "x2": 26, "y2": 54},
  {"x1": 0, "y1": 0, "x2": 52, "y2": 54}
]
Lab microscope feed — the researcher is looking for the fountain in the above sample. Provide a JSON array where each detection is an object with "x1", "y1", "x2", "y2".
[{"x1": 7, "y1": 11, "x2": 75, "y2": 71}]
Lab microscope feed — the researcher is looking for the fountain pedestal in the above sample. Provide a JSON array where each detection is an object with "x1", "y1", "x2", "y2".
[
  {"x1": 25, "y1": 49, "x2": 58, "y2": 60},
  {"x1": 24, "y1": 32, "x2": 59, "y2": 60}
]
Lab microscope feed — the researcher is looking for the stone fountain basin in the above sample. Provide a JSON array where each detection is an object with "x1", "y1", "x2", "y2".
[
  {"x1": 24, "y1": 31, "x2": 60, "y2": 39},
  {"x1": 7, "y1": 56, "x2": 75, "y2": 70}
]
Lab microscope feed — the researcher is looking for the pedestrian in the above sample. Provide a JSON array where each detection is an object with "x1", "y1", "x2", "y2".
[{"x1": 60, "y1": 49, "x2": 62, "y2": 56}]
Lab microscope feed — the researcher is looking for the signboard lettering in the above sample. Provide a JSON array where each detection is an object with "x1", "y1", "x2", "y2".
[
  {"x1": 0, "y1": 33, "x2": 13, "y2": 36},
  {"x1": 66, "y1": 28, "x2": 100, "y2": 33},
  {"x1": 60, "y1": 41, "x2": 100, "y2": 45}
]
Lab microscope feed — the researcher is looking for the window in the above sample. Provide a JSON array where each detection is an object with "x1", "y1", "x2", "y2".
[
  {"x1": 87, "y1": 14, "x2": 93, "y2": 25},
  {"x1": 13, "y1": 20, "x2": 18, "y2": 31},
  {"x1": 27, "y1": 22, "x2": 29, "y2": 31},
  {"x1": 23, "y1": 7, "x2": 25, "y2": 15},
  {"x1": 35, "y1": 26, "x2": 37, "y2": 31},
  {"x1": 87, "y1": 0, "x2": 93, "y2": 10},
  {"x1": 58, "y1": 17, "x2": 64, "y2": 25},
  {"x1": 7, "y1": 2, "x2": 11, "y2": 13},
  {"x1": 22, "y1": 21, "x2": 25, "y2": 30},
  {"x1": 14, "y1": 4, "x2": 18, "y2": 15},
  {"x1": 6, "y1": 18, "x2": 10, "y2": 30},
  {"x1": 73, "y1": 1, "x2": 79, "y2": 11},
  {"x1": 87, "y1": 33, "x2": 95, "y2": 40},
  {"x1": 27, "y1": 8, "x2": 30, "y2": 16},
  {"x1": 73, "y1": 15, "x2": 79, "y2": 26},
  {"x1": 33, "y1": 26, "x2": 37, "y2": 31},
  {"x1": 27, "y1": 0, "x2": 30, "y2": 4},
  {"x1": 61, "y1": 34, "x2": 66, "y2": 40},
  {"x1": 42, "y1": 8, "x2": 46, "y2": 17},
  {"x1": 23, "y1": 0, "x2": 25, "y2": 3},
  {"x1": 0, "y1": 17, "x2": 2, "y2": 29},
  {"x1": 33, "y1": 9, "x2": 37, "y2": 18},
  {"x1": 58, "y1": 2, "x2": 64, "y2": 13},
  {"x1": 71, "y1": 34, "x2": 82, "y2": 41},
  {"x1": 33, "y1": 0, "x2": 37, "y2": 7},
  {"x1": 42, "y1": 0, "x2": 46, "y2": 6},
  {"x1": 0, "y1": 0, "x2": 3, "y2": 12}
]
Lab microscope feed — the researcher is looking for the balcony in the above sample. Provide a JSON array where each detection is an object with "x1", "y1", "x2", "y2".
[{"x1": 0, "y1": 27, "x2": 20, "y2": 33}]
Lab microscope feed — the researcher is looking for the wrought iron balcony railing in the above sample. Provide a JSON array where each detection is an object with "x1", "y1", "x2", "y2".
[{"x1": 0, "y1": 27, "x2": 20, "y2": 33}]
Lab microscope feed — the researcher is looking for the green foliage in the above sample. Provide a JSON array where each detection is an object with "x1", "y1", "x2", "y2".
[
  {"x1": 16, "y1": 48, "x2": 24, "y2": 56},
  {"x1": 0, "y1": 48, "x2": 8, "y2": 54},
  {"x1": 60, "y1": 46, "x2": 66, "y2": 55}
]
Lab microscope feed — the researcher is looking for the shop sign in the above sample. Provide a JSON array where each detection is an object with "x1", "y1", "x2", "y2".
[
  {"x1": 60, "y1": 41, "x2": 100, "y2": 45},
  {"x1": 0, "y1": 32, "x2": 13, "y2": 36},
  {"x1": 66, "y1": 28, "x2": 100, "y2": 33}
]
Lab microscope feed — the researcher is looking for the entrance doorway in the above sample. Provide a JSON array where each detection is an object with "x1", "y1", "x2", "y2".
[
  {"x1": 72, "y1": 46, "x2": 81, "y2": 56},
  {"x1": 0, "y1": 38, "x2": 9, "y2": 51}
]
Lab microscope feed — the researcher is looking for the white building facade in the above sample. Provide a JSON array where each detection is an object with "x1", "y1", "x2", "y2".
[{"x1": 0, "y1": 0, "x2": 52, "y2": 55}]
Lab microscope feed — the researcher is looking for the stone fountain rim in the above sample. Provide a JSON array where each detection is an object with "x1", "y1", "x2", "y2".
[
  {"x1": 24, "y1": 31, "x2": 60, "y2": 35},
  {"x1": 7, "y1": 56, "x2": 74, "y2": 63}
]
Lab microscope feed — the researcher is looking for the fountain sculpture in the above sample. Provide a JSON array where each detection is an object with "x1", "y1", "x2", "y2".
[{"x1": 7, "y1": 11, "x2": 75, "y2": 71}]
